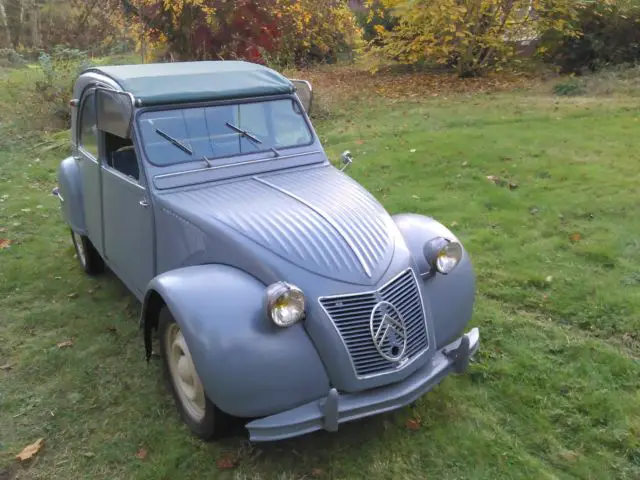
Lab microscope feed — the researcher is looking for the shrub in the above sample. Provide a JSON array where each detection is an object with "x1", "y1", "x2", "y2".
[
  {"x1": 553, "y1": 78, "x2": 585, "y2": 96},
  {"x1": 365, "y1": 0, "x2": 576, "y2": 78},
  {"x1": 540, "y1": 1, "x2": 640, "y2": 74},
  {"x1": 33, "y1": 49, "x2": 92, "y2": 129}
]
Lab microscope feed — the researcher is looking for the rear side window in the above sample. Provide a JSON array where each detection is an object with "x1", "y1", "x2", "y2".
[{"x1": 79, "y1": 94, "x2": 98, "y2": 158}]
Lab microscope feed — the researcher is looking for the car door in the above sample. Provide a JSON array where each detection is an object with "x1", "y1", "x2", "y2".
[
  {"x1": 76, "y1": 89, "x2": 104, "y2": 253},
  {"x1": 100, "y1": 134, "x2": 154, "y2": 299}
]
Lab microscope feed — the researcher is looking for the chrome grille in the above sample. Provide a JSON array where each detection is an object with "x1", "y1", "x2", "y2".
[{"x1": 319, "y1": 269, "x2": 429, "y2": 377}]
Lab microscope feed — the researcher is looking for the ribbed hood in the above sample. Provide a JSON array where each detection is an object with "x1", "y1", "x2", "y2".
[{"x1": 158, "y1": 165, "x2": 399, "y2": 285}]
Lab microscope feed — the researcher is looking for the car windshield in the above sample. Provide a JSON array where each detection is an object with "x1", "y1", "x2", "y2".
[{"x1": 137, "y1": 98, "x2": 313, "y2": 166}]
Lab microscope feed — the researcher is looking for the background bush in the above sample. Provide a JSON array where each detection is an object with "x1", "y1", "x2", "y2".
[{"x1": 540, "y1": 1, "x2": 640, "y2": 74}]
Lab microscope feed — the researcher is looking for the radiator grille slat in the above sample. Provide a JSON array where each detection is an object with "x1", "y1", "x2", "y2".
[{"x1": 319, "y1": 269, "x2": 429, "y2": 377}]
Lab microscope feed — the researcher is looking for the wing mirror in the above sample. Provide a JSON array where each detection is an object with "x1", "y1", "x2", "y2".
[
  {"x1": 340, "y1": 150, "x2": 354, "y2": 172},
  {"x1": 290, "y1": 79, "x2": 313, "y2": 114}
]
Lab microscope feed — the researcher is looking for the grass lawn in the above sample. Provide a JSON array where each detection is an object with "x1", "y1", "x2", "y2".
[{"x1": 1, "y1": 65, "x2": 639, "y2": 479}]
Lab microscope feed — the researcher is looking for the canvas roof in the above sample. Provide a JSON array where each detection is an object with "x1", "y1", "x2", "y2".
[{"x1": 84, "y1": 60, "x2": 295, "y2": 106}]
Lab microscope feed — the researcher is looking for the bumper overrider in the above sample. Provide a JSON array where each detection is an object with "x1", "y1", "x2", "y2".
[{"x1": 246, "y1": 327, "x2": 480, "y2": 442}]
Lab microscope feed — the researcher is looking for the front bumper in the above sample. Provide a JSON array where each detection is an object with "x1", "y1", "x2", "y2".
[{"x1": 246, "y1": 327, "x2": 480, "y2": 442}]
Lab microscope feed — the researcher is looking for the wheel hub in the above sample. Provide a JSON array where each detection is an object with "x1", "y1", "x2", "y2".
[
  {"x1": 165, "y1": 324, "x2": 206, "y2": 422},
  {"x1": 73, "y1": 232, "x2": 87, "y2": 267}
]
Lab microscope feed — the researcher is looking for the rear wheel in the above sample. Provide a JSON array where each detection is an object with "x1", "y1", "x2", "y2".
[
  {"x1": 70, "y1": 230, "x2": 105, "y2": 275},
  {"x1": 158, "y1": 307, "x2": 231, "y2": 440}
]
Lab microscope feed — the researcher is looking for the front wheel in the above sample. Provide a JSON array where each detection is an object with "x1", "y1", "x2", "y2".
[{"x1": 158, "y1": 307, "x2": 231, "y2": 440}]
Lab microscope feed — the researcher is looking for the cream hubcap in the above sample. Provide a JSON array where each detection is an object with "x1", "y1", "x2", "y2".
[
  {"x1": 165, "y1": 324, "x2": 206, "y2": 422},
  {"x1": 73, "y1": 232, "x2": 87, "y2": 267}
]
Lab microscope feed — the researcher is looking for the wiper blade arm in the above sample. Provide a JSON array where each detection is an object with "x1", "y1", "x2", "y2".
[
  {"x1": 225, "y1": 122, "x2": 263, "y2": 144},
  {"x1": 155, "y1": 128, "x2": 193, "y2": 155}
]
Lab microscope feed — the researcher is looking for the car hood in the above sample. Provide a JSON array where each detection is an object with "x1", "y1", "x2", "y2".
[{"x1": 157, "y1": 165, "x2": 400, "y2": 285}]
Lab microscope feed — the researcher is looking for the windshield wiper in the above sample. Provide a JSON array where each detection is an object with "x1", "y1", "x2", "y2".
[
  {"x1": 225, "y1": 122, "x2": 280, "y2": 157},
  {"x1": 155, "y1": 128, "x2": 193, "y2": 155},
  {"x1": 225, "y1": 122, "x2": 262, "y2": 144}
]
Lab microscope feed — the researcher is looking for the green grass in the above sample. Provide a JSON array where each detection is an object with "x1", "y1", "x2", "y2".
[{"x1": 1, "y1": 66, "x2": 639, "y2": 479}]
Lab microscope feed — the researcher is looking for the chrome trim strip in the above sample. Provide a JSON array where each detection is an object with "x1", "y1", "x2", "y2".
[
  {"x1": 318, "y1": 268, "x2": 430, "y2": 380},
  {"x1": 253, "y1": 176, "x2": 373, "y2": 278},
  {"x1": 152, "y1": 150, "x2": 323, "y2": 181}
]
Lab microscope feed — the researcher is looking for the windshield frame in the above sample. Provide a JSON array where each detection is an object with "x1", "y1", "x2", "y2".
[{"x1": 133, "y1": 94, "x2": 316, "y2": 168}]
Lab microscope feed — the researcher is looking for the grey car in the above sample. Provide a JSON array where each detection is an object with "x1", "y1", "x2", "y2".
[{"x1": 53, "y1": 60, "x2": 480, "y2": 442}]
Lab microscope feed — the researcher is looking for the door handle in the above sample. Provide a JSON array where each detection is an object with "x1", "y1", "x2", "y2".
[{"x1": 139, "y1": 199, "x2": 149, "y2": 208}]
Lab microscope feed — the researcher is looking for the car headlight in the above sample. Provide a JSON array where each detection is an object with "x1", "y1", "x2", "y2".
[
  {"x1": 423, "y1": 237, "x2": 463, "y2": 275},
  {"x1": 265, "y1": 282, "x2": 305, "y2": 327}
]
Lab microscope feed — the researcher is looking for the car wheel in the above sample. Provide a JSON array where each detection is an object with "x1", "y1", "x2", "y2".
[
  {"x1": 70, "y1": 230, "x2": 105, "y2": 275},
  {"x1": 158, "y1": 307, "x2": 231, "y2": 440}
]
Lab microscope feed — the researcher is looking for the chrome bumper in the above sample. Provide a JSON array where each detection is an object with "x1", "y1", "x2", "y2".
[{"x1": 246, "y1": 327, "x2": 480, "y2": 442}]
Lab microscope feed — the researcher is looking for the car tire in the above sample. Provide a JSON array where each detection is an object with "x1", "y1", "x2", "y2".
[
  {"x1": 158, "y1": 306, "x2": 231, "y2": 440},
  {"x1": 70, "y1": 229, "x2": 105, "y2": 275}
]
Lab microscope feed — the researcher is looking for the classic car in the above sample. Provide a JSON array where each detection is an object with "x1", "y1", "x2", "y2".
[{"x1": 53, "y1": 60, "x2": 480, "y2": 442}]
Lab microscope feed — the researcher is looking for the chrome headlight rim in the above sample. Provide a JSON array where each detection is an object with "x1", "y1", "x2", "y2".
[
  {"x1": 423, "y1": 237, "x2": 463, "y2": 275},
  {"x1": 265, "y1": 281, "x2": 306, "y2": 328}
]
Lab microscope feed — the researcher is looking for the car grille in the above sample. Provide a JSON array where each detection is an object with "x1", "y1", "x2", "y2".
[{"x1": 319, "y1": 269, "x2": 429, "y2": 377}]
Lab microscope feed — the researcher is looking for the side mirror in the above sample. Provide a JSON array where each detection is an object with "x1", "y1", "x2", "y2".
[
  {"x1": 340, "y1": 150, "x2": 354, "y2": 172},
  {"x1": 290, "y1": 79, "x2": 313, "y2": 114},
  {"x1": 95, "y1": 88, "x2": 134, "y2": 139}
]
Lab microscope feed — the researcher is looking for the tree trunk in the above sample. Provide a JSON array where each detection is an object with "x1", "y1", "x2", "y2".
[
  {"x1": 30, "y1": 1, "x2": 39, "y2": 47},
  {"x1": 0, "y1": 0, "x2": 10, "y2": 47}
]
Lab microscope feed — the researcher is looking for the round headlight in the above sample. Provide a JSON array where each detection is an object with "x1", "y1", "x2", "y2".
[
  {"x1": 265, "y1": 282, "x2": 305, "y2": 327},
  {"x1": 435, "y1": 241, "x2": 463, "y2": 274},
  {"x1": 424, "y1": 237, "x2": 463, "y2": 275}
]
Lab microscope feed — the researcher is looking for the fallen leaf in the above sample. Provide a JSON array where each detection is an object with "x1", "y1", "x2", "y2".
[
  {"x1": 311, "y1": 468, "x2": 326, "y2": 478},
  {"x1": 355, "y1": 139, "x2": 365, "y2": 145},
  {"x1": 67, "y1": 292, "x2": 78, "y2": 299},
  {"x1": 461, "y1": 161, "x2": 469, "y2": 167},
  {"x1": 558, "y1": 450, "x2": 579, "y2": 462},
  {"x1": 405, "y1": 418, "x2": 421, "y2": 431},
  {"x1": 16, "y1": 438, "x2": 45, "y2": 462},
  {"x1": 135, "y1": 447, "x2": 147, "y2": 460},
  {"x1": 486, "y1": 175, "x2": 504, "y2": 186},
  {"x1": 0, "y1": 239, "x2": 11, "y2": 249},
  {"x1": 216, "y1": 455, "x2": 237, "y2": 470},
  {"x1": 56, "y1": 339, "x2": 74, "y2": 349},
  {"x1": 569, "y1": 232, "x2": 582, "y2": 242},
  {"x1": 0, "y1": 363, "x2": 13, "y2": 371}
]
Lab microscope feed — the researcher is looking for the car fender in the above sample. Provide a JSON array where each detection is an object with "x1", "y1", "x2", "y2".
[
  {"x1": 141, "y1": 264, "x2": 330, "y2": 418},
  {"x1": 56, "y1": 156, "x2": 86, "y2": 234},
  {"x1": 393, "y1": 213, "x2": 475, "y2": 349}
]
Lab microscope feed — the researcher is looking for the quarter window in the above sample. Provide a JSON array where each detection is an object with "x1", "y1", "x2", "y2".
[{"x1": 79, "y1": 93, "x2": 98, "y2": 158}]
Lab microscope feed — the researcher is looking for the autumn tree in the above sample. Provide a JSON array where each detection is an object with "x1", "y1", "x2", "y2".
[
  {"x1": 367, "y1": 0, "x2": 577, "y2": 77},
  {"x1": 121, "y1": 0, "x2": 362, "y2": 65}
]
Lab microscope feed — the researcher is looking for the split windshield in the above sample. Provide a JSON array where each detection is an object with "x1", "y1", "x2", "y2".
[{"x1": 137, "y1": 98, "x2": 313, "y2": 166}]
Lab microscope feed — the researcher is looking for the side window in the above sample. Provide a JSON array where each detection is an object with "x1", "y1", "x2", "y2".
[
  {"x1": 79, "y1": 93, "x2": 98, "y2": 158},
  {"x1": 105, "y1": 132, "x2": 140, "y2": 182}
]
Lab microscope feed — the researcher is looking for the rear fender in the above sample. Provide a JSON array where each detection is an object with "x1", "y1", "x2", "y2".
[
  {"x1": 393, "y1": 213, "x2": 476, "y2": 349},
  {"x1": 56, "y1": 156, "x2": 86, "y2": 234},
  {"x1": 141, "y1": 264, "x2": 330, "y2": 418}
]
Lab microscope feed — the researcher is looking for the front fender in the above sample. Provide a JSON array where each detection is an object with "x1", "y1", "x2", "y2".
[
  {"x1": 57, "y1": 156, "x2": 86, "y2": 234},
  {"x1": 142, "y1": 264, "x2": 330, "y2": 418},
  {"x1": 393, "y1": 213, "x2": 476, "y2": 349}
]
